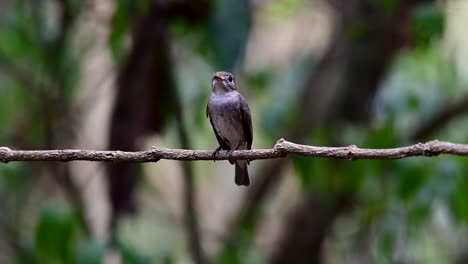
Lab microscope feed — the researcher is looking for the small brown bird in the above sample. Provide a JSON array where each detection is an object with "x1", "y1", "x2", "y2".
[{"x1": 206, "y1": 71, "x2": 253, "y2": 186}]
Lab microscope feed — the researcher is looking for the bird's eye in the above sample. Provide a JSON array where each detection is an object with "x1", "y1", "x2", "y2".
[{"x1": 228, "y1": 76, "x2": 233, "y2": 82}]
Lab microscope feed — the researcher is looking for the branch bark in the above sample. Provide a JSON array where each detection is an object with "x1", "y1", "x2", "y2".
[{"x1": 1, "y1": 139, "x2": 468, "y2": 163}]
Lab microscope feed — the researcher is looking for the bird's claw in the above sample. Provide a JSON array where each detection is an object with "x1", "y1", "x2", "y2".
[
  {"x1": 228, "y1": 150, "x2": 235, "y2": 165},
  {"x1": 212, "y1": 147, "x2": 222, "y2": 162},
  {"x1": 228, "y1": 143, "x2": 242, "y2": 164}
]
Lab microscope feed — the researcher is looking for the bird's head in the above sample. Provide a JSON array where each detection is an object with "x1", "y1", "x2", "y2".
[{"x1": 212, "y1": 71, "x2": 236, "y2": 94}]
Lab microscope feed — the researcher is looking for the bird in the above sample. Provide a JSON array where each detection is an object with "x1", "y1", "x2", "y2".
[{"x1": 206, "y1": 71, "x2": 253, "y2": 186}]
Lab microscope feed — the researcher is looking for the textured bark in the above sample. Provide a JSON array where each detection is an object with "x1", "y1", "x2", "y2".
[{"x1": 1, "y1": 139, "x2": 468, "y2": 162}]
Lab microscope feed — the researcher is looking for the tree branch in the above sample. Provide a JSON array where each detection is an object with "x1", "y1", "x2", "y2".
[
  {"x1": 1, "y1": 139, "x2": 468, "y2": 163},
  {"x1": 411, "y1": 94, "x2": 468, "y2": 140}
]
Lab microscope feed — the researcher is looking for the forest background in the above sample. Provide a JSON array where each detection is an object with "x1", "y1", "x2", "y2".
[{"x1": 0, "y1": 0, "x2": 467, "y2": 263}]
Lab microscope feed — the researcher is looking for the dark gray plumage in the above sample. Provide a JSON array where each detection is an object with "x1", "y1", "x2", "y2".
[{"x1": 206, "y1": 71, "x2": 253, "y2": 186}]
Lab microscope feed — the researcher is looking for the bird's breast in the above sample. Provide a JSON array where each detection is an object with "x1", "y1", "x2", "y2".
[{"x1": 208, "y1": 93, "x2": 246, "y2": 148}]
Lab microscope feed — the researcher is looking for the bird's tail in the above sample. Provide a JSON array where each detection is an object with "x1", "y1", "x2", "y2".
[{"x1": 235, "y1": 160, "x2": 250, "y2": 186}]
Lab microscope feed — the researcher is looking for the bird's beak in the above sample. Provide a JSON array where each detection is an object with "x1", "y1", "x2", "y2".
[
  {"x1": 212, "y1": 75, "x2": 222, "y2": 82},
  {"x1": 212, "y1": 76, "x2": 223, "y2": 89}
]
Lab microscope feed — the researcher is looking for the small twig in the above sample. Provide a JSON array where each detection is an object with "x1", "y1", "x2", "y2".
[{"x1": 0, "y1": 139, "x2": 468, "y2": 163}]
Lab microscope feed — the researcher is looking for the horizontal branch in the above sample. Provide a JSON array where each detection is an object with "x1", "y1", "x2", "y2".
[{"x1": 0, "y1": 139, "x2": 468, "y2": 163}]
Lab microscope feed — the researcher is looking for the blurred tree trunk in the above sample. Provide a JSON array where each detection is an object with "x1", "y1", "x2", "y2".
[
  {"x1": 108, "y1": 3, "x2": 176, "y2": 223},
  {"x1": 107, "y1": 0, "x2": 211, "y2": 223},
  {"x1": 69, "y1": 0, "x2": 115, "y2": 240},
  {"x1": 107, "y1": 1, "x2": 210, "y2": 263},
  {"x1": 40, "y1": 0, "x2": 88, "y2": 234}
]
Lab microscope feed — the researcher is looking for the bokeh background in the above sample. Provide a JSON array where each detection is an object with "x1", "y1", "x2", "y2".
[{"x1": 0, "y1": 0, "x2": 467, "y2": 263}]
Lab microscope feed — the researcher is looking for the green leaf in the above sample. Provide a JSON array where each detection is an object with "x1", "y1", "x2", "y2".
[
  {"x1": 109, "y1": 0, "x2": 151, "y2": 61},
  {"x1": 207, "y1": 0, "x2": 250, "y2": 69},
  {"x1": 0, "y1": 82, "x2": 22, "y2": 140},
  {"x1": 396, "y1": 160, "x2": 426, "y2": 201},
  {"x1": 0, "y1": 26, "x2": 30, "y2": 60},
  {"x1": 260, "y1": 61, "x2": 310, "y2": 139},
  {"x1": 265, "y1": 0, "x2": 307, "y2": 18},
  {"x1": 292, "y1": 155, "x2": 332, "y2": 192},
  {"x1": 246, "y1": 70, "x2": 273, "y2": 92},
  {"x1": 344, "y1": 22, "x2": 371, "y2": 40},
  {"x1": 216, "y1": 233, "x2": 258, "y2": 264},
  {"x1": 375, "y1": 229, "x2": 396, "y2": 264},
  {"x1": 293, "y1": 156, "x2": 315, "y2": 189},
  {"x1": 450, "y1": 177, "x2": 468, "y2": 223},
  {"x1": 0, "y1": 163, "x2": 27, "y2": 193},
  {"x1": 117, "y1": 240, "x2": 151, "y2": 264},
  {"x1": 374, "y1": 0, "x2": 398, "y2": 12},
  {"x1": 217, "y1": 245, "x2": 241, "y2": 264},
  {"x1": 411, "y1": 4, "x2": 444, "y2": 47},
  {"x1": 34, "y1": 205, "x2": 80, "y2": 264},
  {"x1": 109, "y1": 0, "x2": 133, "y2": 61},
  {"x1": 380, "y1": 230, "x2": 395, "y2": 256},
  {"x1": 407, "y1": 202, "x2": 430, "y2": 228},
  {"x1": 0, "y1": 2, "x2": 45, "y2": 65},
  {"x1": 74, "y1": 240, "x2": 106, "y2": 264}
]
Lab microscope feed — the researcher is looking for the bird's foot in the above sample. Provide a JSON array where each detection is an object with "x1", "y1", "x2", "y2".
[
  {"x1": 228, "y1": 143, "x2": 242, "y2": 164},
  {"x1": 228, "y1": 150, "x2": 235, "y2": 165},
  {"x1": 212, "y1": 146, "x2": 222, "y2": 162}
]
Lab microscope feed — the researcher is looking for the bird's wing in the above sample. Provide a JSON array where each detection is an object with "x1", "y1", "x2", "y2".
[
  {"x1": 206, "y1": 103, "x2": 231, "y2": 150},
  {"x1": 239, "y1": 97, "x2": 253, "y2": 150}
]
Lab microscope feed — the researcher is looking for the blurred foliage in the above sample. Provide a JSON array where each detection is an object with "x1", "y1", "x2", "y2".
[
  {"x1": 13, "y1": 204, "x2": 150, "y2": 264},
  {"x1": 109, "y1": 0, "x2": 134, "y2": 61},
  {"x1": 206, "y1": 0, "x2": 250, "y2": 70},
  {"x1": 115, "y1": 239, "x2": 151, "y2": 264},
  {"x1": 260, "y1": 58, "x2": 312, "y2": 140},
  {"x1": 375, "y1": 0, "x2": 398, "y2": 12},
  {"x1": 411, "y1": 4, "x2": 444, "y2": 48},
  {"x1": 0, "y1": 0, "x2": 467, "y2": 263},
  {"x1": 110, "y1": 0, "x2": 151, "y2": 61},
  {"x1": 34, "y1": 205, "x2": 81, "y2": 263},
  {"x1": 0, "y1": 0, "x2": 80, "y2": 147},
  {"x1": 169, "y1": 0, "x2": 250, "y2": 70},
  {"x1": 265, "y1": 0, "x2": 307, "y2": 18},
  {"x1": 74, "y1": 240, "x2": 107, "y2": 264}
]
